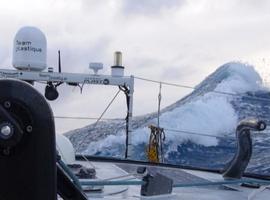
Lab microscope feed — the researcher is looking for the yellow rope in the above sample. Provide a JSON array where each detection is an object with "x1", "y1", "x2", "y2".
[
  {"x1": 147, "y1": 125, "x2": 165, "y2": 163},
  {"x1": 147, "y1": 143, "x2": 159, "y2": 163}
]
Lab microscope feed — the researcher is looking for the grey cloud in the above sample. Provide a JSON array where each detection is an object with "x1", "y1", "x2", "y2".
[
  {"x1": 238, "y1": 0, "x2": 270, "y2": 10},
  {"x1": 161, "y1": 65, "x2": 195, "y2": 80},
  {"x1": 47, "y1": 35, "x2": 112, "y2": 72},
  {"x1": 122, "y1": 0, "x2": 186, "y2": 15},
  {"x1": 0, "y1": 48, "x2": 10, "y2": 67}
]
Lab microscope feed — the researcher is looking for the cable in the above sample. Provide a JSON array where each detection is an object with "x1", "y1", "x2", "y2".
[
  {"x1": 163, "y1": 128, "x2": 235, "y2": 140},
  {"x1": 134, "y1": 76, "x2": 194, "y2": 89},
  {"x1": 76, "y1": 89, "x2": 122, "y2": 167},
  {"x1": 119, "y1": 85, "x2": 131, "y2": 158},
  {"x1": 161, "y1": 125, "x2": 270, "y2": 140},
  {"x1": 54, "y1": 116, "x2": 124, "y2": 121},
  {"x1": 134, "y1": 76, "x2": 270, "y2": 103},
  {"x1": 56, "y1": 118, "x2": 268, "y2": 142},
  {"x1": 157, "y1": 82, "x2": 162, "y2": 128}
]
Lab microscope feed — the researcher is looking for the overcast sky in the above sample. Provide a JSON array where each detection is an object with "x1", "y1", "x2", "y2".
[{"x1": 1, "y1": 0, "x2": 270, "y2": 133}]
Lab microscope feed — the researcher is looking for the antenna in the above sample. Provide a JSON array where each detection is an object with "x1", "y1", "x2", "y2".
[
  {"x1": 89, "y1": 62, "x2": 103, "y2": 75},
  {"x1": 111, "y1": 51, "x2": 124, "y2": 77},
  {"x1": 58, "y1": 50, "x2": 62, "y2": 73}
]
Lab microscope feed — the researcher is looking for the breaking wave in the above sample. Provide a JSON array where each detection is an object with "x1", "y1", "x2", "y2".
[{"x1": 83, "y1": 62, "x2": 264, "y2": 159}]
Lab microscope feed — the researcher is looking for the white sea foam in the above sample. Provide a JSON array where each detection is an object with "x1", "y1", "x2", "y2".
[
  {"x1": 215, "y1": 62, "x2": 262, "y2": 94},
  {"x1": 84, "y1": 62, "x2": 263, "y2": 155}
]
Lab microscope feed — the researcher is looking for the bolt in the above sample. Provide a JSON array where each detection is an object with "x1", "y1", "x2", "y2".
[
  {"x1": 259, "y1": 123, "x2": 265, "y2": 130},
  {"x1": 1, "y1": 125, "x2": 12, "y2": 137},
  {"x1": 26, "y1": 125, "x2": 32, "y2": 133},
  {"x1": 4, "y1": 101, "x2": 11, "y2": 108}
]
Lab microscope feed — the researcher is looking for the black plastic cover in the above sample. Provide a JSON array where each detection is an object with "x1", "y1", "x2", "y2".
[
  {"x1": 141, "y1": 173, "x2": 173, "y2": 196},
  {"x1": 0, "y1": 79, "x2": 57, "y2": 200}
]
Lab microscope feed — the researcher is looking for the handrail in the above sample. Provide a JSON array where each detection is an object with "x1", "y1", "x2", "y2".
[{"x1": 79, "y1": 179, "x2": 270, "y2": 187}]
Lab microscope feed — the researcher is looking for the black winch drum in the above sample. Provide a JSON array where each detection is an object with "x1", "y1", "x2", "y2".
[{"x1": 0, "y1": 79, "x2": 57, "y2": 200}]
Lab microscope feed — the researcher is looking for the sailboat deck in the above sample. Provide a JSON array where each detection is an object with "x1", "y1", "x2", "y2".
[{"x1": 75, "y1": 160, "x2": 270, "y2": 200}]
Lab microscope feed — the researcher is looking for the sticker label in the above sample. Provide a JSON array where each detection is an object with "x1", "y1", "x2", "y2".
[{"x1": 15, "y1": 40, "x2": 42, "y2": 53}]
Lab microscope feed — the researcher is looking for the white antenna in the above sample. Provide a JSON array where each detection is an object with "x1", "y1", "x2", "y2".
[
  {"x1": 12, "y1": 26, "x2": 47, "y2": 71},
  {"x1": 111, "y1": 51, "x2": 124, "y2": 77},
  {"x1": 89, "y1": 62, "x2": 103, "y2": 75}
]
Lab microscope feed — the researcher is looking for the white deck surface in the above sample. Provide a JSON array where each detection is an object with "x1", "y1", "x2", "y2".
[{"x1": 74, "y1": 161, "x2": 270, "y2": 200}]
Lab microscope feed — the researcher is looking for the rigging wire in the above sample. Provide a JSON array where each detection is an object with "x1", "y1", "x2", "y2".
[
  {"x1": 54, "y1": 116, "x2": 124, "y2": 121},
  {"x1": 53, "y1": 116, "x2": 270, "y2": 142},
  {"x1": 163, "y1": 128, "x2": 235, "y2": 140},
  {"x1": 157, "y1": 82, "x2": 162, "y2": 128},
  {"x1": 75, "y1": 89, "x2": 122, "y2": 167},
  {"x1": 55, "y1": 117, "x2": 269, "y2": 141},
  {"x1": 146, "y1": 83, "x2": 166, "y2": 163},
  {"x1": 134, "y1": 76, "x2": 270, "y2": 103},
  {"x1": 133, "y1": 76, "x2": 270, "y2": 140},
  {"x1": 135, "y1": 76, "x2": 194, "y2": 89}
]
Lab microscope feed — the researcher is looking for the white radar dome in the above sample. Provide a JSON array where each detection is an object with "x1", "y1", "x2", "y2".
[
  {"x1": 12, "y1": 26, "x2": 47, "y2": 71},
  {"x1": 56, "y1": 134, "x2": 75, "y2": 164}
]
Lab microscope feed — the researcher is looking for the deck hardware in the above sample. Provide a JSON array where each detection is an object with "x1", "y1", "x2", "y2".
[{"x1": 4, "y1": 101, "x2": 11, "y2": 108}]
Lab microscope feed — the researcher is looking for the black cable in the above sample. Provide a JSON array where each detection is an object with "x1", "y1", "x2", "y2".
[{"x1": 119, "y1": 85, "x2": 131, "y2": 158}]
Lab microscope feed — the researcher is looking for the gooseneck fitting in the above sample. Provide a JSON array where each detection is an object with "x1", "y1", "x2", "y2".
[{"x1": 223, "y1": 119, "x2": 266, "y2": 179}]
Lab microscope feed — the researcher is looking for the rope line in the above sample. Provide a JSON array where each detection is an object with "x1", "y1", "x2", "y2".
[
  {"x1": 76, "y1": 89, "x2": 122, "y2": 167},
  {"x1": 164, "y1": 128, "x2": 235, "y2": 140},
  {"x1": 134, "y1": 76, "x2": 270, "y2": 103},
  {"x1": 54, "y1": 115, "x2": 238, "y2": 140},
  {"x1": 147, "y1": 125, "x2": 166, "y2": 163},
  {"x1": 134, "y1": 76, "x2": 194, "y2": 89},
  {"x1": 55, "y1": 116, "x2": 269, "y2": 140},
  {"x1": 60, "y1": 117, "x2": 270, "y2": 140}
]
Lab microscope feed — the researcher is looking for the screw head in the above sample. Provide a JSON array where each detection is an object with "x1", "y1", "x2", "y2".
[
  {"x1": 0, "y1": 124, "x2": 13, "y2": 139},
  {"x1": 1, "y1": 125, "x2": 11, "y2": 136},
  {"x1": 4, "y1": 101, "x2": 11, "y2": 108},
  {"x1": 26, "y1": 125, "x2": 32, "y2": 133}
]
